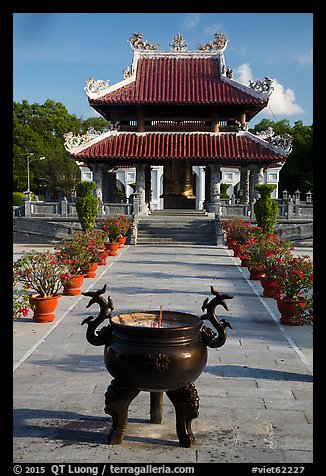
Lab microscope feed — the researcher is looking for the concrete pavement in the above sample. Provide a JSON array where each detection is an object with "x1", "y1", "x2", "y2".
[{"x1": 13, "y1": 243, "x2": 313, "y2": 464}]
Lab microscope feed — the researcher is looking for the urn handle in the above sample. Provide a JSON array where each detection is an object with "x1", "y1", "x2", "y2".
[
  {"x1": 200, "y1": 286, "x2": 233, "y2": 348},
  {"x1": 81, "y1": 284, "x2": 114, "y2": 346}
]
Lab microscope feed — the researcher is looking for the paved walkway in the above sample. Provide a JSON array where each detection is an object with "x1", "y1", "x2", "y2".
[{"x1": 13, "y1": 244, "x2": 313, "y2": 464}]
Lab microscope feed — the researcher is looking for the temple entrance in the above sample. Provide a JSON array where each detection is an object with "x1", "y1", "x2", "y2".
[{"x1": 161, "y1": 162, "x2": 196, "y2": 209}]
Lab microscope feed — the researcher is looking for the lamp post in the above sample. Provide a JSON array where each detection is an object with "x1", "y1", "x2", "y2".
[{"x1": 22, "y1": 153, "x2": 46, "y2": 200}]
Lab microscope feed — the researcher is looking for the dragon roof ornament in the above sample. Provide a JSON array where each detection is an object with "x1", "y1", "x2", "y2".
[
  {"x1": 255, "y1": 127, "x2": 293, "y2": 154},
  {"x1": 197, "y1": 33, "x2": 228, "y2": 52},
  {"x1": 129, "y1": 33, "x2": 160, "y2": 51},
  {"x1": 63, "y1": 123, "x2": 120, "y2": 153},
  {"x1": 249, "y1": 77, "x2": 274, "y2": 96},
  {"x1": 85, "y1": 77, "x2": 111, "y2": 99}
]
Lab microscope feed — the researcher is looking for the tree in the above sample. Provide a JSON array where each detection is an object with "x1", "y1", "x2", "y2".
[{"x1": 13, "y1": 100, "x2": 109, "y2": 197}]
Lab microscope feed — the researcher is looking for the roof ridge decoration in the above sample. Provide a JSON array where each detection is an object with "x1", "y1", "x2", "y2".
[
  {"x1": 246, "y1": 127, "x2": 293, "y2": 155},
  {"x1": 129, "y1": 33, "x2": 160, "y2": 51},
  {"x1": 63, "y1": 123, "x2": 120, "y2": 153},
  {"x1": 249, "y1": 77, "x2": 274, "y2": 96},
  {"x1": 84, "y1": 32, "x2": 273, "y2": 101},
  {"x1": 197, "y1": 33, "x2": 229, "y2": 52},
  {"x1": 169, "y1": 33, "x2": 188, "y2": 51}
]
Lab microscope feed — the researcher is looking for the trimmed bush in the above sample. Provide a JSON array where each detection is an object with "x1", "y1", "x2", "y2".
[
  {"x1": 220, "y1": 183, "x2": 231, "y2": 199},
  {"x1": 75, "y1": 181, "x2": 99, "y2": 231},
  {"x1": 254, "y1": 184, "x2": 278, "y2": 234}
]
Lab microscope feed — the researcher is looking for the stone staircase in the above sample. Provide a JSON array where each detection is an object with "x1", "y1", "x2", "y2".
[{"x1": 136, "y1": 210, "x2": 217, "y2": 245}]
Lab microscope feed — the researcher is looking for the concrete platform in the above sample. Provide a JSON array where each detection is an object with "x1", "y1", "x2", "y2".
[{"x1": 13, "y1": 244, "x2": 313, "y2": 464}]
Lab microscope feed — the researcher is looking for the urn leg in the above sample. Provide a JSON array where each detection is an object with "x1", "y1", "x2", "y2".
[
  {"x1": 166, "y1": 383, "x2": 199, "y2": 448},
  {"x1": 104, "y1": 379, "x2": 140, "y2": 444},
  {"x1": 150, "y1": 392, "x2": 163, "y2": 424}
]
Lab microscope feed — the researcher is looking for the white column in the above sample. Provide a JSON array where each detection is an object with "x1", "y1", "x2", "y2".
[{"x1": 195, "y1": 165, "x2": 206, "y2": 210}]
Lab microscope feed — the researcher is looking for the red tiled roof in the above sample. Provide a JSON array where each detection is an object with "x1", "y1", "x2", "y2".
[
  {"x1": 69, "y1": 132, "x2": 286, "y2": 162},
  {"x1": 89, "y1": 57, "x2": 267, "y2": 106}
]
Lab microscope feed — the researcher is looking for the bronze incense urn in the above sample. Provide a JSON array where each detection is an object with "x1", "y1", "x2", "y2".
[{"x1": 81, "y1": 285, "x2": 233, "y2": 447}]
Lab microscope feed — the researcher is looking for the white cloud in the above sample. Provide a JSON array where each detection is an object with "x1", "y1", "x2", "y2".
[
  {"x1": 234, "y1": 63, "x2": 304, "y2": 116},
  {"x1": 183, "y1": 14, "x2": 200, "y2": 31}
]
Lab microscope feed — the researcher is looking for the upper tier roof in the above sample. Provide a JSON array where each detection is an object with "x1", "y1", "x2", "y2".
[
  {"x1": 85, "y1": 33, "x2": 273, "y2": 113},
  {"x1": 87, "y1": 55, "x2": 269, "y2": 108}
]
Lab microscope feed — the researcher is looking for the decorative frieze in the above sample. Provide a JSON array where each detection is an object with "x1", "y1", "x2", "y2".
[{"x1": 248, "y1": 77, "x2": 273, "y2": 95}]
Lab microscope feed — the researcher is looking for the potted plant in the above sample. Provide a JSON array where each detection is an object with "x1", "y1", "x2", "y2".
[
  {"x1": 116, "y1": 215, "x2": 132, "y2": 248},
  {"x1": 273, "y1": 255, "x2": 313, "y2": 325},
  {"x1": 221, "y1": 217, "x2": 255, "y2": 256},
  {"x1": 241, "y1": 230, "x2": 272, "y2": 280},
  {"x1": 86, "y1": 228, "x2": 108, "y2": 265},
  {"x1": 252, "y1": 235, "x2": 293, "y2": 298},
  {"x1": 99, "y1": 216, "x2": 130, "y2": 255},
  {"x1": 13, "y1": 275, "x2": 30, "y2": 320},
  {"x1": 13, "y1": 251, "x2": 67, "y2": 322},
  {"x1": 55, "y1": 232, "x2": 102, "y2": 293}
]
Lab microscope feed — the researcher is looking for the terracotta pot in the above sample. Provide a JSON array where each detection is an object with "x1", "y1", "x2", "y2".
[
  {"x1": 98, "y1": 250, "x2": 109, "y2": 265},
  {"x1": 62, "y1": 274, "x2": 84, "y2": 296},
  {"x1": 30, "y1": 294, "x2": 60, "y2": 323},
  {"x1": 260, "y1": 277, "x2": 282, "y2": 299},
  {"x1": 117, "y1": 236, "x2": 127, "y2": 248},
  {"x1": 248, "y1": 267, "x2": 265, "y2": 280},
  {"x1": 84, "y1": 262, "x2": 99, "y2": 278},
  {"x1": 277, "y1": 298, "x2": 306, "y2": 325},
  {"x1": 231, "y1": 243, "x2": 243, "y2": 258},
  {"x1": 240, "y1": 257, "x2": 249, "y2": 267},
  {"x1": 105, "y1": 242, "x2": 119, "y2": 256}
]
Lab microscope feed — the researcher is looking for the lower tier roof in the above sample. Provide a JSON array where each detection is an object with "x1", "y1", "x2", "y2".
[{"x1": 66, "y1": 131, "x2": 288, "y2": 164}]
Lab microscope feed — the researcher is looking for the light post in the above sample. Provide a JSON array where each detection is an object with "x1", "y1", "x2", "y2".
[{"x1": 22, "y1": 153, "x2": 46, "y2": 200}]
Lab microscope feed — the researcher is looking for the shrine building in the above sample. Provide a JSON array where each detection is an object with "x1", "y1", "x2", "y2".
[{"x1": 64, "y1": 33, "x2": 292, "y2": 216}]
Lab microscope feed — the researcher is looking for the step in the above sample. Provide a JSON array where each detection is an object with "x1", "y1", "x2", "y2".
[{"x1": 137, "y1": 211, "x2": 216, "y2": 245}]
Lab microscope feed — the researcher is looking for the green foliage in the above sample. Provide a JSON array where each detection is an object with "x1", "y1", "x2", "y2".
[
  {"x1": 76, "y1": 180, "x2": 97, "y2": 197},
  {"x1": 249, "y1": 119, "x2": 313, "y2": 196},
  {"x1": 254, "y1": 184, "x2": 278, "y2": 234},
  {"x1": 13, "y1": 192, "x2": 25, "y2": 206},
  {"x1": 220, "y1": 183, "x2": 231, "y2": 199},
  {"x1": 13, "y1": 99, "x2": 109, "y2": 197},
  {"x1": 75, "y1": 181, "x2": 99, "y2": 231}
]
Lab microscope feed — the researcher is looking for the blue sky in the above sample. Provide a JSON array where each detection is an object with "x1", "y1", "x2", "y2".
[{"x1": 13, "y1": 13, "x2": 313, "y2": 127}]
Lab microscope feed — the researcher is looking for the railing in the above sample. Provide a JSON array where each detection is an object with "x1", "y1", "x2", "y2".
[
  {"x1": 14, "y1": 199, "x2": 133, "y2": 218},
  {"x1": 215, "y1": 196, "x2": 313, "y2": 220}
]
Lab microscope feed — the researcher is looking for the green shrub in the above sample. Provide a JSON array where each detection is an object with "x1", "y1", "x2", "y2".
[
  {"x1": 75, "y1": 181, "x2": 99, "y2": 231},
  {"x1": 254, "y1": 184, "x2": 278, "y2": 233},
  {"x1": 13, "y1": 192, "x2": 25, "y2": 206},
  {"x1": 220, "y1": 183, "x2": 231, "y2": 199}
]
